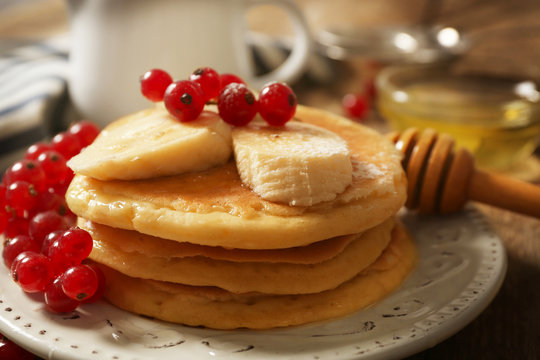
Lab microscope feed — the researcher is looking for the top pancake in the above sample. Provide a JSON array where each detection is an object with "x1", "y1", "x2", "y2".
[{"x1": 66, "y1": 105, "x2": 406, "y2": 249}]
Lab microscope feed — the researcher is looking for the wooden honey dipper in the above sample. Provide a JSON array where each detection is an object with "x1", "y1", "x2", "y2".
[{"x1": 387, "y1": 128, "x2": 540, "y2": 218}]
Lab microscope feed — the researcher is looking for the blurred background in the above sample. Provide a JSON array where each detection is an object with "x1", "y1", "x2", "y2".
[{"x1": 1, "y1": 0, "x2": 540, "y2": 178}]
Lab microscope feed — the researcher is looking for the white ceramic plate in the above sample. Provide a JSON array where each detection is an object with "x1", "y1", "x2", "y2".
[{"x1": 0, "y1": 207, "x2": 506, "y2": 360}]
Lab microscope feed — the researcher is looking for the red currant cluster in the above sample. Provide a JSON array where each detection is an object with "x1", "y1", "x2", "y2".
[
  {"x1": 140, "y1": 67, "x2": 297, "y2": 126},
  {"x1": 0, "y1": 121, "x2": 105, "y2": 313}
]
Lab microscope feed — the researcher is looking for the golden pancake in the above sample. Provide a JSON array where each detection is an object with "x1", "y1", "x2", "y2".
[
  {"x1": 78, "y1": 218, "x2": 358, "y2": 264},
  {"x1": 95, "y1": 224, "x2": 417, "y2": 329},
  {"x1": 66, "y1": 106, "x2": 406, "y2": 249},
  {"x1": 85, "y1": 218, "x2": 394, "y2": 294}
]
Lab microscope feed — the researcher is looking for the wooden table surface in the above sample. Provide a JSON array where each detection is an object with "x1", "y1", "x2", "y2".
[{"x1": 1, "y1": 1, "x2": 539, "y2": 359}]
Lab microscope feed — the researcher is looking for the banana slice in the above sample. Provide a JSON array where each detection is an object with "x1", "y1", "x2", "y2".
[
  {"x1": 232, "y1": 119, "x2": 353, "y2": 206},
  {"x1": 68, "y1": 107, "x2": 232, "y2": 180}
]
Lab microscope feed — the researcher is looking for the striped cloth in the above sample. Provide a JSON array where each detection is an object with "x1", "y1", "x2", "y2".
[{"x1": 0, "y1": 35, "x2": 70, "y2": 172}]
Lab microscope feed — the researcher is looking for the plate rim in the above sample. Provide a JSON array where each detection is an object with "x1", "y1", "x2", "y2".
[{"x1": 0, "y1": 207, "x2": 507, "y2": 360}]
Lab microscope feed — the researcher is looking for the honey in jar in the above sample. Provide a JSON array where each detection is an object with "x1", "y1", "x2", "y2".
[{"x1": 376, "y1": 64, "x2": 540, "y2": 171}]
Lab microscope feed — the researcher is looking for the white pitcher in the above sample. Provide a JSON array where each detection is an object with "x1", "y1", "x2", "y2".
[{"x1": 66, "y1": 0, "x2": 312, "y2": 126}]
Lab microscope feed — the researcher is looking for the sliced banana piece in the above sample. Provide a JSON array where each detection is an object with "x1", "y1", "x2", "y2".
[
  {"x1": 232, "y1": 119, "x2": 353, "y2": 206},
  {"x1": 68, "y1": 107, "x2": 232, "y2": 180}
]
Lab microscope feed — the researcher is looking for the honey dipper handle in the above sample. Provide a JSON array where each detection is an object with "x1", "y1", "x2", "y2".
[{"x1": 469, "y1": 169, "x2": 540, "y2": 218}]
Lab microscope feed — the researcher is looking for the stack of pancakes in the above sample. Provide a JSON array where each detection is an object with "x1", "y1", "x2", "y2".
[{"x1": 65, "y1": 105, "x2": 416, "y2": 329}]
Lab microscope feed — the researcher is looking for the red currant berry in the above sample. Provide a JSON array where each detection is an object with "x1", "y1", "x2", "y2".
[
  {"x1": 68, "y1": 121, "x2": 100, "y2": 148},
  {"x1": 65, "y1": 168, "x2": 75, "y2": 183},
  {"x1": 0, "y1": 184, "x2": 5, "y2": 207},
  {"x1": 4, "y1": 217, "x2": 29, "y2": 238},
  {"x1": 0, "y1": 334, "x2": 35, "y2": 360},
  {"x1": 10, "y1": 252, "x2": 27, "y2": 281},
  {"x1": 3, "y1": 159, "x2": 46, "y2": 191},
  {"x1": 5, "y1": 181, "x2": 38, "y2": 214},
  {"x1": 48, "y1": 181, "x2": 68, "y2": 197},
  {"x1": 342, "y1": 93, "x2": 369, "y2": 120},
  {"x1": 219, "y1": 73, "x2": 245, "y2": 90},
  {"x1": 28, "y1": 210, "x2": 69, "y2": 244},
  {"x1": 48, "y1": 227, "x2": 93, "y2": 273},
  {"x1": 258, "y1": 82, "x2": 297, "y2": 126},
  {"x1": 41, "y1": 230, "x2": 63, "y2": 255},
  {"x1": 51, "y1": 131, "x2": 82, "y2": 160},
  {"x1": 163, "y1": 80, "x2": 205, "y2": 122},
  {"x1": 49, "y1": 172, "x2": 73, "y2": 197},
  {"x1": 189, "y1": 67, "x2": 220, "y2": 101},
  {"x1": 61, "y1": 265, "x2": 99, "y2": 301},
  {"x1": 218, "y1": 83, "x2": 258, "y2": 126},
  {"x1": 140, "y1": 68, "x2": 173, "y2": 102},
  {"x1": 82, "y1": 264, "x2": 106, "y2": 303},
  {"x1": 25, "y1": 142, "x2": 52, "y2": 161},
  {"x1": 12, "y1": 251, "x2": 53, "y2": 293},
  {"x1": 3, "y1": 235, "x2": 41, "y2": 268},
  {"x1": 37, "y1": 151, "x2": 69, "y2": 186},
  {"x1": 44, "y1": 277, "x2": 80, "y2": 313},
  {"x1": 34, "y1": 190, "x2": 69, "y2": 216},
  {"x1": 0, "y1": 210, "x2": 8, "y2": 235}
]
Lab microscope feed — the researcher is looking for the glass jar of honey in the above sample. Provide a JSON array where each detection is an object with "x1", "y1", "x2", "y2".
[{"x1": 376, "y1": 64, "x2": 540, "y2": 171}]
